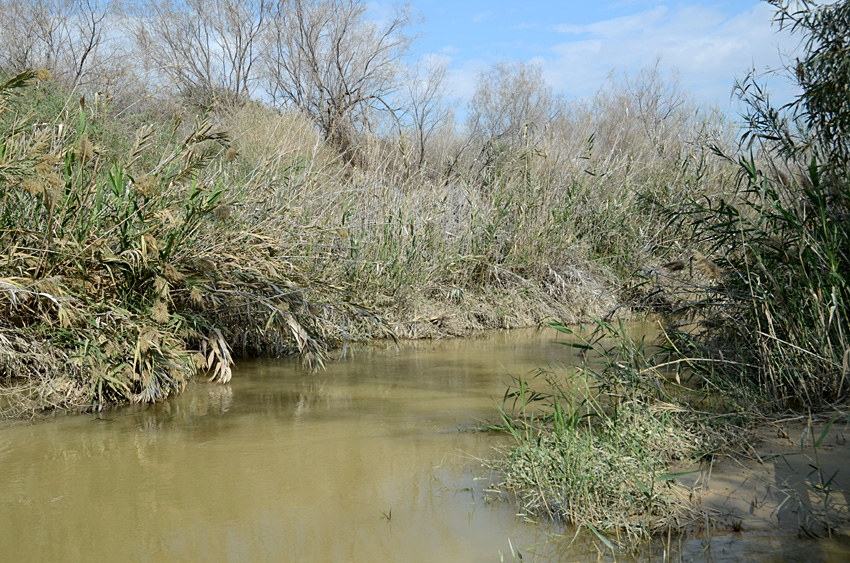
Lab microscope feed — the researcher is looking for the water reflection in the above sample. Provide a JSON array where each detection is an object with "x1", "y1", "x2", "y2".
[{"x1": 0, "y1": 329, "x2": 583, "y2": 562}]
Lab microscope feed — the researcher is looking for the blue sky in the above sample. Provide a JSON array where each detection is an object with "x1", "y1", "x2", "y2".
[{"x1": 395, "y1": 0, "x2": 800, "y2": 109}]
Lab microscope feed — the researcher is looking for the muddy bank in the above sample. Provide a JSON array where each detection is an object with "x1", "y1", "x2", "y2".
[
  {"x1": 692, "y1": 417, "x2": 850, "y2": 536},
  {"x1": 661, "y1": 413, "x2": 850, "y2": 558},
  {"x1": 654, "y1": 416, "x2": 850, "y2": 561},
  {"x1": 383, "y1": 274, "x2": 620, "y2": 340}
]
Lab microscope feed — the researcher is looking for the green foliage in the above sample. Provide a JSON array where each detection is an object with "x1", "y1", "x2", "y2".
[
  {"x1": 492, "y1": 320, "x2": 718, "y2": 546},
  {"x1": 0, "y1": 76, "x2": 383, "y2": 416},
  {"x1": 662, "y1": 0, "x2": 849, "y2": 408},
  {"x1": 745, "y1": 0, "x2": 850, "y2": 165}
]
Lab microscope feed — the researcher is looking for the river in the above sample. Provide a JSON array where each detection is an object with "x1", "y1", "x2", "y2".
[
  {"x1": 2, "y1": 327, "x2": 848, "y2": 561},
  {"x1": 1, "y1": 329, "x2": 587, "y2": 561}
]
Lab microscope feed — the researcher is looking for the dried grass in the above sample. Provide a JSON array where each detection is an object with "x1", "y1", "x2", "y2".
[{"x1": 0, "y1": 61, "x2": 741, "y2": 417}]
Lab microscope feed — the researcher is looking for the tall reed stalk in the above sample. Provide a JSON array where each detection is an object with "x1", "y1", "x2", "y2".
[{"x1": 659, "y1": 0, "x2": 849, "y2": 409}]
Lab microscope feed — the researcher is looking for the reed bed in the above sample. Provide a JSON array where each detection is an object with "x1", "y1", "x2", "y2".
[
  {"x1": 0, "y1": 58, "x2": 740, "y2": 418},
  {"x1": 0, "y1": 70, "x2": 386, "y2": 416},
  {"x1": 642, "y1": 0, "x2": 849, "y2": 410},
  {"x1": 490, "y1": 320, "x2": 752, "y2": 547}
]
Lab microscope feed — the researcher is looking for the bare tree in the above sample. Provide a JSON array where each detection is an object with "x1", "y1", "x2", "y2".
[
  {"x1": 0, "y1": 0, "x2": 68, "y2": 74},
  {"x1": 0, "y1": 0, "x2": 117, "y2": 87},
  {"x1": 592, "y1": 59, "x2": 692, "y2": 160},
  {"x1": 467, "y1": 61, "x2": 555, "y2": 149},
  {"x1": 403, "y1": 56, "x2": 452, "y2": 171},
  {"x1": 623, "y1": 58, "x2": 688, "y2": 148},
  {"x1": 263, "y1": 0, "x2": 415, "y2": 154},
  {"x1": 133, "y1": 0, "x2": 268, "y2": 104}
]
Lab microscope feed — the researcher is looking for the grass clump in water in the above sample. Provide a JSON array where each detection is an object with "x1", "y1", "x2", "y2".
[
  {"x1": 498, "y1": 396, "x2": 699, "y2": 542},
  {"x1": 492, "y1": 320, "x2": 722, "y2": 546}
]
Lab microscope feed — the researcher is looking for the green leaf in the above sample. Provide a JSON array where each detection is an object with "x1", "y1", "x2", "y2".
[
  {"x1": 584, "y1": 522, "x2": 616, "y2": 551},
  {"x1": 815, "y1": 412, "x2": 839, "y2": 448},
  {"x1": 557, "y1": 341, "x2": 593, "y2": 350},
  {"x1": 628, "y1": 469, "x2": 651, "y2": 498},
  {"x1": 655, "y1": 470, "x2": 702, "y2": 482},
  {"x1": 0, "y1": 70, "x2": 38, "y2": 94},
  {"x1": 545, "y1": 320, "x2": 574, "y2": 335}
]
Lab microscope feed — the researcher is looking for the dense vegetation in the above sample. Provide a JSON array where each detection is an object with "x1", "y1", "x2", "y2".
[
  {"x1": 1, "y1": 0, "x2": 847, "y2": 550},
  {"x1": 493, "y1": 0, "x2": 850, "y2": 545},
  {"x1": 669, "y1": 0, "x2": 850, "y2": 409},
  {"x1": 0, "y1": 0, "x2": 739, "y2": 417}
]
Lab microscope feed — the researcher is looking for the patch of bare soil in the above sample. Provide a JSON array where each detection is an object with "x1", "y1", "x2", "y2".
[{"x1": 672, "y1": 416, "x2": 850, "y2": 561}]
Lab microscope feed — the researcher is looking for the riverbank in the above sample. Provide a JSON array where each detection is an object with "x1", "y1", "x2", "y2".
[
  {"x1": 2, "y1": 0, "x2": 848, "y2": 557},
  {"x1": 494, "y1": 1, "x2": 850, "y2": 551},
  {"x1": 691, "y1": 416, "x2": 850, "y2": 540},
  {"x1": 3, "y1": 66, "x2": 670, "y2": 419},
  {"x1": 0, "y1": 280, "x2": 619, "y2": 419},
  {"x1": 488, "y1": 410, "x2": 850, "y2": 561},
  {"x1": 488, "y1": 319, "x2": 850, "y2": 556}
]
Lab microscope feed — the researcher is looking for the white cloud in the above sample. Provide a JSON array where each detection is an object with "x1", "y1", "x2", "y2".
[
  {"x1": 542, "y1": 3, "x2": 800, "y2": 107},
  {"x1": 579, "y1": 5, "x2": 670, "y2": 36},
  {"x1": 554, "y1": 23, "x2": 585, "y2": 34},
  {"x1": 445, "y1": 58, "x2": 489, "y2": 102},
  {"x1": 473, "y1": 11, "x2": 493, "y2": 23}
]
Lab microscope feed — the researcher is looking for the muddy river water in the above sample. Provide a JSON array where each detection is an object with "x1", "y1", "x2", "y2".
[{"x1": 2, "y1": 327, "x2": 849, "y2": 561}]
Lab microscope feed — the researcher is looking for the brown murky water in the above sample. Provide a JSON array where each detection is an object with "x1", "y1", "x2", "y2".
[
  {"x1": 0, "y1": 329, "x2": 582, "y2": 562},
  {"x1": 2, "y1": 327, "x2": 849, "y2": 562}
]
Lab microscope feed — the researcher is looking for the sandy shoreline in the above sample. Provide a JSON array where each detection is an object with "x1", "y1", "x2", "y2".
[{"x1": 669, "y1": 417, "x2": 850, "y2": 560}]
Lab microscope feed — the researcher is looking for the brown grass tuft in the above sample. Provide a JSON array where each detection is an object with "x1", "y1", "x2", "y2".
[
  {"x1": 151, "y1": 300, "x2": 170, "y2": 323},
  {"x1": 134, "y1": 175, "x2": 157, "y2": 197},
  {"x1": 21, "y1": 178, "x2": 45, "y2": 196},
  {"x1": 75, "y1": 134, "x2": 94, "y2": 164}
]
